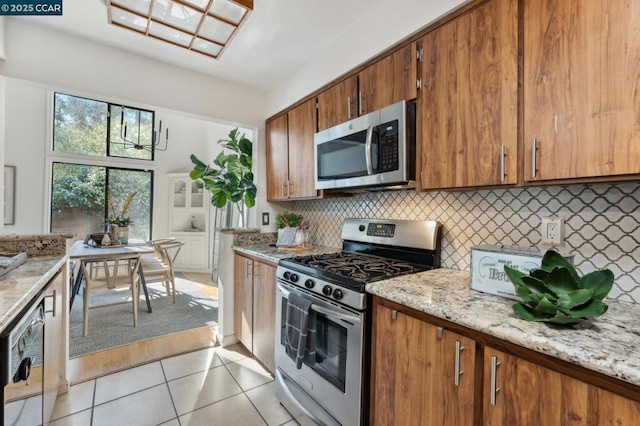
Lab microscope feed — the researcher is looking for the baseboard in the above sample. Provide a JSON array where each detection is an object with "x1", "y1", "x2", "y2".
[{"x1": 216, "y1": 332, "x2": 239, "y2": 347}]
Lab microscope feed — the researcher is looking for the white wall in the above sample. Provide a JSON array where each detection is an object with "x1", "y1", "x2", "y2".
[
  {"x1": 0, "y1": 18, "x2": 279, "y2": 238},
  {"x1": 0, "y1": 19, "x2": 268, "y2": 127},
  {"x1": 265, "y1": 0, "x2": 470, "y2": 115}
]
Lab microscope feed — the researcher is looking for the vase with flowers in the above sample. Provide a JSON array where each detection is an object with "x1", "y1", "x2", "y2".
[{"x1": 106, "y1": 188, "x2": 136, "y2": 244}]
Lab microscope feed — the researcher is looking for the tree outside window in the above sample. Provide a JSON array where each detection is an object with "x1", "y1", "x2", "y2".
[{"x1": 50, "y1": 93, "x2": 154, "y2": 240}]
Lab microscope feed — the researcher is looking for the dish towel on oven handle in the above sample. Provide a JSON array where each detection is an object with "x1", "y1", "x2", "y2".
[{"x1": 285, "y1": 292, "x2": 317, "y2": 369}]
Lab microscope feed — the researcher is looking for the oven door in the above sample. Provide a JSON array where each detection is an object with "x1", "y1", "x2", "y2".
[{"x1": 275, "y1": 281, "x2": 365, "y2": 426}]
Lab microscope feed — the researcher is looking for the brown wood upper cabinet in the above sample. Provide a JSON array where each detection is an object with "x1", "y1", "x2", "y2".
[
  {"x1": 417, "y1": 0, "x2": 518, "y2": 190},
  {"x1": 317, "y1": 75, "x2": 358, "y2": 132},
  {"x1": 524, "y1": 0, "x2": 640, "y2": 182},
  {"x1": 266, "y1": 98, "x2": 319, "y2": 201},
  {"x1": 317, "y1": 43, "x2": 418, "y2": 132}
]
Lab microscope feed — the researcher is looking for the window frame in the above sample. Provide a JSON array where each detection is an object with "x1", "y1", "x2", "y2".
[
  {"x1": 52, "y1": 91, "x2": 157, "y2": 162},
  {"x1": 45, "y1": 91, "x2": 158, "y2": 238}
]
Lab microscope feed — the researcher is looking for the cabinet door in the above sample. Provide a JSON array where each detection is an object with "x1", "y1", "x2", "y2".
[
  {"x1": 483, "y1": 347, "x2": 640, "y2": 425},
  {"x1": 234, "y1": 255, "x2": 253, "y2": 350},
  {"x1": 358, "y1": 43, "x2": 417, "y2": 116},
  {"x1": 43, "y1": 269, "x2": 64, "y2": 424},
  {"x1": 173, "y1": 235, "x2": 207, "y2": 270},
  {"x1": 286, "y1": 98, "x2": 318, "y2": 199},
  {"x1": 317, "y1": 76, "x2": 358, "y2": 131},
  {"x1": 251, "y1": 261, "x2": 276, "y2": 373},
  {"x1": 371, "y1": 303, "x2": 475, "y2": 425},
  {"x1": 418, "y1": 0, "x2": 517, "y2": 190},
  {"x1": 266, "y1": 114, "x2": 290, "y2": 201},
  {"x1": 524, "y1": 0, "x2": 640, "y2": 181}
]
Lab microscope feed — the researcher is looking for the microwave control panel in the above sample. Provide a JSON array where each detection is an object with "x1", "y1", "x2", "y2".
[{"x1": 379, "y1": 121, "x2": 399, "y2": 172}]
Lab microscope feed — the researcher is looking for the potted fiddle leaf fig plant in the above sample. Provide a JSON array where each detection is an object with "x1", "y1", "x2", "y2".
[
  {"x1": 504, "y1": 250, "x2": 614, "y2": 325},
  {"x1": 189, "y1": 128, "x2": 256, "y2": 227}
]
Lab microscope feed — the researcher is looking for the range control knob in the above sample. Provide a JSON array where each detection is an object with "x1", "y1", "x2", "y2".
[
  {"x1": 322, "y1": 285, "x2": 332, "y2": 296},
  {"x1": 359, "y1": 225, "x2": 366, "y2": 232},
  {"x1": 290, "y1": 274, "x2": 299, "y2": 283},
  {"x1": 283, "y1": 271, "x2": 291, "y2": 280},
  {"x1": 333, "y1": 289, "x2": 344, "y2": 300},
  {"x1": 304, "y1": 279, "x2": 315, "y2": 289}
]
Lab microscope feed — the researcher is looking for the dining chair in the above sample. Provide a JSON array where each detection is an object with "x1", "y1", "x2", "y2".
[
  {"x1": 79, "y1": 252, "x2": 142, "y2": 337},
  {"x1": 140, "y1": 240, "x2": 184, "y2": 303}
]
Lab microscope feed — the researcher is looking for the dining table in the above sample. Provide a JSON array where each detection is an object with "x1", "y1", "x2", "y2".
[{"x1": 68, "y1": 239, "x2": 156, "y2": 312}]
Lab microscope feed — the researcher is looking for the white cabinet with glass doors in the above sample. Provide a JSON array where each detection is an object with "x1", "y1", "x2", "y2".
[{"x1": 168, "y1": 173, "x2": 209, "y2": 271}]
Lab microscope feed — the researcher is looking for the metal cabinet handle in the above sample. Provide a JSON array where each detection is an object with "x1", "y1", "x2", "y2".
[
  {"x1": 454, "y1": 340, "x2": 464, "y2": 386},
  {"x1": 347, "y1": 96, "x2": 352, "y2": 119},
  {"x1": 499, "y1": 145, "x2": 506, "y2": 183},
  {"x1": 45, "y1": 290, "x2": 57, "y2": 317},
  {"x1": 246, "y1": 260, "x2": 252, "y2": 278},
  {"x1": 288, "y1": 181, "x2": 295, "y2": 197},
  {"x1": 531, "y1": 138, "x2": 538, "y2": 178},
  {"x1": 490, "y1": 355, "x2": 501, "y2": 405},
  {"x1": 358, "y1": 91, "x2": 363, "y2": 116},
  {"x1": 282, "y1": 181, "x2": 288, "y2": 198},
  {"x1": 391, "y1": 309, "x2": 397, "y2": 321}
]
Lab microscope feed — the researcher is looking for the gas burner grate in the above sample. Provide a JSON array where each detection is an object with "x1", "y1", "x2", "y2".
[{"x1": 291, "y1": 253, "x2": 419, "y2": 284}]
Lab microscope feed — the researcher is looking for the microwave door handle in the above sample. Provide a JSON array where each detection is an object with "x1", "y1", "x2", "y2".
[{"x1": 365, "y1": 125, "x2": 374, "y2": 175}]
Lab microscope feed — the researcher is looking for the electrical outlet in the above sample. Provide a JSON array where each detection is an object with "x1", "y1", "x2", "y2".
[{"x1": 541, "y1": 217, "x2": 565, "y2": 245}]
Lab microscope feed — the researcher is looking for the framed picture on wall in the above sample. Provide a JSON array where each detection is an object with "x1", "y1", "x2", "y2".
[{"x1": 4, "y1": 165, "x2": 16, "y2": 225}]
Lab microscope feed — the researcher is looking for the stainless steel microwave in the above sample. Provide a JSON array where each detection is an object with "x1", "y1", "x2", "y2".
[{"x1": 314, "y1": 100, "x2": 416, "y2": 191}]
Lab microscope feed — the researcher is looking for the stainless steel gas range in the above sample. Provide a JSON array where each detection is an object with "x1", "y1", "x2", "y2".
[{"x1": 275, "y1": 218, "x2": 441, "y2": 425}]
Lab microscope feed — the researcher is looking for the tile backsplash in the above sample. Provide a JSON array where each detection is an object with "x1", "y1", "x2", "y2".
[{"x1": 293, "y1": 182, "x2": 640, "y2": 304}]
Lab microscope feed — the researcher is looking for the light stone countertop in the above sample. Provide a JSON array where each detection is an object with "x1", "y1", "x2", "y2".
[
  {"x1": 366, "y1": 268, "x2": 640, "y2": 388},
  {"x1": 0, "y1": 254, "x2": 68, "y2": 334},
  {"x1": 233, "y1": 244, "x2": 340, "y2": 265}
]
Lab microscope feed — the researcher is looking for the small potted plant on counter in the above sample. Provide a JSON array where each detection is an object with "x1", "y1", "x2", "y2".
[{"x1": 275, "y1": 211, "x2": 303, "y2": 231}]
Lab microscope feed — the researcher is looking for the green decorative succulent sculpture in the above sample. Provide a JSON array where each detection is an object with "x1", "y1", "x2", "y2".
[{"x1": 504, "y1": 250, "x2": 614, "y2": 325}]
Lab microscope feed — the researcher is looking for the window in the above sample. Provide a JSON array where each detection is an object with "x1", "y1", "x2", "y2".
[
  {"x1": 50, "y1": 93, "x2": 155, "y2": 240},
  {"x1": 53, "y1": 93, "x2": 155, "y2": 161},
  {"x1": 50, "y1": 163, "x2": 153, "y2": 241}
]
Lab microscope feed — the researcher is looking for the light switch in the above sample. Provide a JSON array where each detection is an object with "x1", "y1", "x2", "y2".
[{"x1": 262, "y1": 212, "x2": 270, "y2": 225}]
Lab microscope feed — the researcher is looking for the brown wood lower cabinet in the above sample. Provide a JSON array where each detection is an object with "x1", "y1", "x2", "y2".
[
  {"x1": 371, "y1": 299, "x2": 476, "y2": 425},
  {"x1": 371, "y1": 297, "x2": 640, "y2": 425},
  {"x1": 233, "y1": 253, "x2": 276, "y2": 373},
  {"x1": 484, "y1": 347, "x2": 640, "y2": 426}
]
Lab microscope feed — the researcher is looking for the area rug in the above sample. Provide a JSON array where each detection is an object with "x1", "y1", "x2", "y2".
[{"x1": 68, "y1": 273, "x2": 218, "y2": 358}]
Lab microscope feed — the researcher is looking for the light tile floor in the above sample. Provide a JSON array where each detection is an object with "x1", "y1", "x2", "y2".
[{"x1": 49, "y1": 345, "x2": 297, "y2": 426}]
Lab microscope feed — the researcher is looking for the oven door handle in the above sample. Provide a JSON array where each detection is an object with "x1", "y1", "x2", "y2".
[{"x1": 277, "y1": 282, "x2": 361, "y2": 325}]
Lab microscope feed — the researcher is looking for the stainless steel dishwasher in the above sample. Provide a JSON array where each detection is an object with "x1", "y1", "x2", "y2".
[{"x1": 1, "y1": 292, "x2": 46, "y2": 426}]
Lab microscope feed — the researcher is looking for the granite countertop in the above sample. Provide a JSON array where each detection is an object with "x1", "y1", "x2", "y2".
[
  {"x1": 367, "y1": 268, "x2": 640, "y2": 387},
  {"x1": 0, "y1": 254, "x2": 68, "y2": 334},
  {"x1": 233, "y1": 244, "x2": 340, "y2": 265}
]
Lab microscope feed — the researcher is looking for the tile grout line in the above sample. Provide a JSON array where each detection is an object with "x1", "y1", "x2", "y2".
[
  {"x1": 221, "y1": 358, "x2": 270, "y2": 425},
  {"x1": 90, "y1": 378, "x2": 97, "y2": 425},
  {"x1": 159, "y1": 359, "x2": 182, "y2": 425}
]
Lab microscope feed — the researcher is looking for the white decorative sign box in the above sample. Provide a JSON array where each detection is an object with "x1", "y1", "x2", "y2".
[{"x1": 470, "y1": 245, "x2": 574, "y2": 301}]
